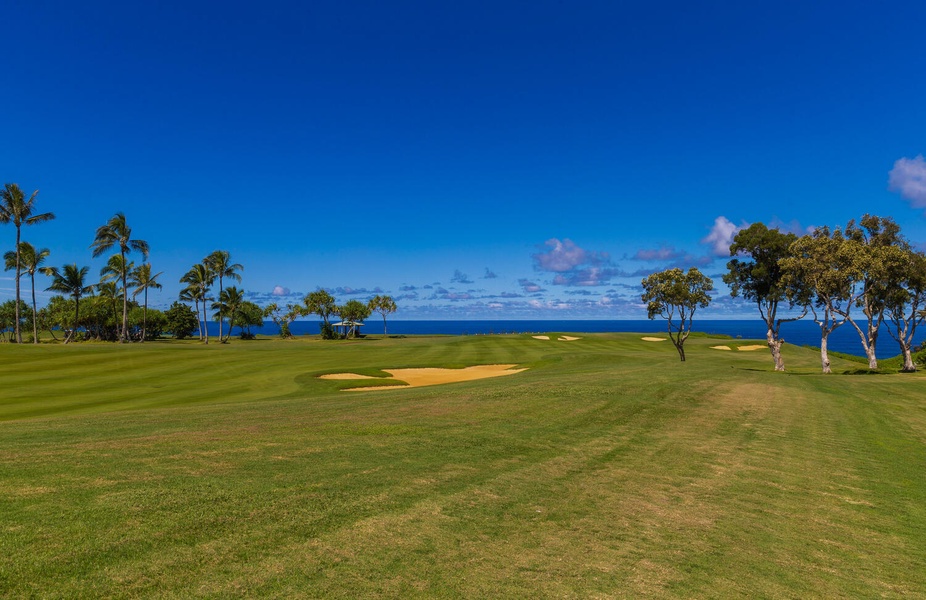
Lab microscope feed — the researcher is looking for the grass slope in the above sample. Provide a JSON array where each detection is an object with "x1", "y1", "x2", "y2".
[{"x1": 1, "y1": 334, "x2": 925, "y2": 597}]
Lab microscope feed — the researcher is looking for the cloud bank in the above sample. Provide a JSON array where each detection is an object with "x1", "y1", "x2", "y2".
[{"x1": 889, "y1": 155, "x2": 926, "y2": 208}]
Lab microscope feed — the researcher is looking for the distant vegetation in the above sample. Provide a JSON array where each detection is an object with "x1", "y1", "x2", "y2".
[{"x1": 1, "y1": 181, "x2": 396, "y2": 344}]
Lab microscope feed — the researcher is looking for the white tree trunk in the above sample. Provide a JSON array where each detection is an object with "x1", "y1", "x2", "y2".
[
  {"x1": 820, "y1": 334, "x2": 832, "y2": 374},
  {"x1": 767, "y1": 328, "x2": 785, "y2": 372}
]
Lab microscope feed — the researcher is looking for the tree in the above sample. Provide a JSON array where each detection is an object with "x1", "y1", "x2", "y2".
[
  {"x1": 41, "y1": 295, "x2": 76, "y2": 341},
  {"x1": 367, "y1": 295, "x2": 397, "y2": 337},
  {"x1": 165, "y1": 301, "x2": 199, "y2": 340},
  {"x1": 723, "y1": 223, "x2": 806, "y2": 371},
  {"x1": 0, "y1": 300, "x2": 30, "y2": 342},
  {"x1": 129, "y1": 263, "x2": 163, "y2": 343},
  {"x1": 232, "y1": 301, "x2": 265, "y2": 339},
  {"x1": 641, "y1": 267, "x2": 713, "y2": 362},
  {"x1": 4, "y1": 242, "x2": 50, "y2": 344},
  {"x1": 843, "y1": 215, "x2": 908, "y2": 369},
  {"x1": 205, "y1": 250, "x2": 243, "y2": 342},
  {"x1": 780, "y1": 227, "x2": 864, "y2": 374},
  {"x1": 179, "y1": 285, "x2": 204, "y2": 340},
  {"x1": 128, "y1": 306, "x2": 166, "y2": 341},
  {"x1": 337, "y1": 299, "x2": 371, "y2": 339},
  {"x1": 304, "y1": 290, "x2": 338, "y2": 335},
  {"x1": 44, "y1": 264, "x2": 92, "y2": 343},
  {"x1": 211, "y1": 286, "x2": 244, "y2": 343},
  {"x1": 180, "y1": 263, "x2": 214, "y2": 344},
  {"x1": 883, "y1": 248, "x2": 926, "y2": 372},
  {"x1": 264, "y1": 302, "x2": 303, "y2": 338},
  {"x1": 0, "y1": 183, "x2": 55, "y2": 343},
  {"x1": 90, "y1": 213, "x2": 149, "y2": 342}
]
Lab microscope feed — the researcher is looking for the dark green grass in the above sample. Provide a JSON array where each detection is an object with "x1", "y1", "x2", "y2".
[{"x1": 1, "y1": 334, "x2": 925, "y2": 597}]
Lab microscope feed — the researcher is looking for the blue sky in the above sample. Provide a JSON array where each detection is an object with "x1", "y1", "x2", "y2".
[{"x1": 3, "y1": 1, "x2": 926, "y2": 319}]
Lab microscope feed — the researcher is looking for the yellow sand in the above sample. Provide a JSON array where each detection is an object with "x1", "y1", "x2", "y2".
[
  {"x1": 322, "y1": 364, "x2": 527, "y2": 392},
  {"x1": 711, "y1": 345, "x2": 732, "y2": 351},
  {"x1": 642, "y1": 337, "x2": 667, "y2": 342},
  {"x1": 558, "y1": 336, "x2": 581, "y2": 341},
  {"x1": 532, "y1": 335, "x2": 550, "y2": 340},
  {"x1": 737, "y1": 345, "x2": 766, "y2": 351},
  {"x1": 318, "y1": 373, "x2": 378, "y2": 380}
]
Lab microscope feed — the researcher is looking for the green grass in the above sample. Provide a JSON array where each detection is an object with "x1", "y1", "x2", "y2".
[{"x1": 2, "y1": 334, "x2": 925, "y2": 597}]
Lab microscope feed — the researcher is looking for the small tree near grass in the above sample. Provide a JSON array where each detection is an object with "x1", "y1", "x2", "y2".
[
  {"x1": 338, "y1": 299, "x2": 371, "y2": 339},
  {"x1": 165, "y1": 301, "x2": 198, "y2": 339},
  {"x1": 367, "y1": 294, "x2": 397, "y2": 337},
  {"x1": 641, "y1": 267, "x2": 713, "y2": 362}
]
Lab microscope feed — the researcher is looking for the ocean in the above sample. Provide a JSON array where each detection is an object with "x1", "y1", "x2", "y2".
[{"x1": 207, "y1": 319, "x2": 924, "y2": 360}]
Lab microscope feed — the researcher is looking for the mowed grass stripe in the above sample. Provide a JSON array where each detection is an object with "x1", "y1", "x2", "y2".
[{"x1": 2, "y1": 334, "x2": 925, "y2": 597}]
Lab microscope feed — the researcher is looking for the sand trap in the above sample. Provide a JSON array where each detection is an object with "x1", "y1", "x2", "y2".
[
  {"x1": 318, "y1": 373, "x2": 378, "y2": 380},
  {"x1": 737, "y1": 345, "x2": 766, "y2": 351},
  {"x1": 532, "y1": 335, "x2": 550, "y2": 340},
  {"x1": 558, "y1": 336, "x2": 581, "y2": 341},
  {"x1": 711, "y1": 345, "x2": 732, "y2": 351},
  {"x1": 323, "y1": 364, "x2": 527, "y2": 392},
  {"x1": 641, "y1": 337, "x2": 667, "y2": 342}
]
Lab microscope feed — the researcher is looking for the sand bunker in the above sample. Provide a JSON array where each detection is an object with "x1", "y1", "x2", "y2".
[
  {"x1": 711, "y1": 345, "x2": 732, "y2": 351},
  {"x1": 641, "y1": 337, "x2": 667, "y2": 342},
  {"x1": 319, "y1": 373, "x2": 379, "y2": 380},
  {"x1": 737, "y1": 345, "x2": 766, "y2": 351},
  {"x1": 532, "y1": 335, "x2": 550, "y2": 340},
  {"x1": 321, "y1": 364, "x2": 527, "y2": 392},
  {"x1": 558, "y1": 336, "x2": 581, "y2": 341}
]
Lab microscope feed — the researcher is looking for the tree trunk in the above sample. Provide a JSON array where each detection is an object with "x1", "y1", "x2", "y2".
[
  {"x1": 765, "y1": 327, "x2": 785, "y2": 372},
  {"x1": 202, "y1": 300, "x2": 209, "y2": 344},
  {"x1": 867, "y1": 322, "x2": 879, "y2": 370},
  {"x1": 217, "y1": 276, "x2": 224, "y2": 342},
  {"x1": 674, "y1": 341, "x2": 686, "y2": 362},
  {"x1": 121, "y1": 250, "x2": 129, "y2": 343},
  {"x1": 141, "y1": 288, "x2": 148, "y2": 343},
  {"x1": 382, "y1": 314, "x2": 387, "y2": 337},
  {"x1": 820, "y1": 334, "x2": 831, "y2": 374},
  {"x1": 31, "y1": 271, "x2": 38, "y2": 344},
  {"x1": 901, "y1": 341, "x2": 917, "y2": 372},
  {"x1": 14, "y1": 227, "x2": 22, "y2": 343}
]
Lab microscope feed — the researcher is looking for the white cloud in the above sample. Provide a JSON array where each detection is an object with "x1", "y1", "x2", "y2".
[
  {"x1": 889, "y1": 155, "x2": 926, "y2": 208},
  {"x1": 272, "y1": 286, "x2": 290, "y2": 296},
  {"x1": 533, "y1": 238, "x2": 608, "y2": 272},
  {"x1": 702, "y1": 216, "x2": 747, "y2": 257}
]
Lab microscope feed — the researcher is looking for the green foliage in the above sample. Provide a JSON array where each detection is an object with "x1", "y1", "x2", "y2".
[
  {"x1": 0, "y1": 300, "x2": 31, "y2": 341},
  {"x1": 338, "y1": 299, "x2": 371, "y2": 338},
  {"x1": 264, "y1": 302, "x2": 303, "y2": 338},
  {"x1": 304, "y1": 290, "x2": 337, "y2": 325},
  {"x1": 165, "y1": 301, "x2": 199, "y2": 340},
  {"x1": 368, "y1": 294, "x2": 397, "y2": 336},
  {"x1": 128, "y1": 306, "x2": 166, "y2": 340},
  {"x1": 233, "y1": 301, "x2": 264, "y2": 339},
  {"x1": 641, "y1": 267, "x2": 712, "y2": 361}
]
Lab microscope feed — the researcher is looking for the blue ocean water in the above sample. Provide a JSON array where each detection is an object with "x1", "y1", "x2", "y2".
[{"x1": 208, "y1": 319, "x2": 924, "y2": 359}]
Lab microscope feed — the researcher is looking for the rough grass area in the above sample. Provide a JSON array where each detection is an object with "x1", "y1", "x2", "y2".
[{"x1": 2, "y1": 334, "x2": 925, "y2": 597}]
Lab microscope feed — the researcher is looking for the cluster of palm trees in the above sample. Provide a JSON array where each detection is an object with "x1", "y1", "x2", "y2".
[
  {"x1": 1, "y1": 183, "x2": 175, "y2": 344},
  {"x1": 179, "y1": 251, "x2": 244, "y2": 344}
]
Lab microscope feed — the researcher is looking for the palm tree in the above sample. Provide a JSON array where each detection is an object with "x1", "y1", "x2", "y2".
[
  {"x1": 205, "y1": 251, "x2": 243, "y2": 342},
  {"x1": 0, "y1": 183, "x2": 55, "y2": 343},
  {"x1": 129, "y1": 263, "x2": 163, "y2": 342},
  {"x1": 4, "y1": 242, "x2": 50, "y2": 343},
  {"x1": 179, "y1": 285, "x2": 203, "y2": 340},
  {"x1": 180, "y1": 263, "x2": 214, "y2": 344},
  {"x1": 90, "y1": 213, "x2": 149, "y2": 342},
  {"x1": 94, "y1": 281, "x2": 124, "y2": 338},
  {"x1": 44, "y1": 264, "x2": 92, "y2": 343},
  {"x1": 212, "y1": 286, "x2": 244, "y2": 343}
]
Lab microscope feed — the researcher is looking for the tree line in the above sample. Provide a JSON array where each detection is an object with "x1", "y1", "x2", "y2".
[
  {"x1": 1, "y1": 182, "x2": 397, "y2": 344},
  {"x1": 643, "y1": 215, "x2": 926, "y2": 373}
]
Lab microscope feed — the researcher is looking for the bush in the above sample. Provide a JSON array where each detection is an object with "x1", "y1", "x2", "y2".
[
  {"x1": 165, "y1": 302, "x2": 199, "y2": 340},
  {"x1": 320, "y1": 322, "x2": 337, "y2": 340}
]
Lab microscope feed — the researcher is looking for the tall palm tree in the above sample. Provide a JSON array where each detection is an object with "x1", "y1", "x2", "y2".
[
  {"x1": 0, "y1": 183, "x2": 55, "y2": 343},
  {"x1": 4, "y1": 242, "x2": 50, "y2": 343},
  {"x1": 90, "y1": 213, "x2": 149, "y2": 342},
  {"x1": 180, "y1": 263, "x2": 214, "y2": 344},
  {"x1": 212, "y1": 286, "x2": 244, "y2": 343},
  {"x1": 44, "y1": 264, "x2": 92, "y2": 343},
  {"x1": 179, "y1": 285, "x2": 203, "y2": 340},
  {"x1": 129, "y1": 263, "x2": 163, "y2": 342},
  {"x1": 205, "y1": 250, "x2": 243, "y2": 342}
]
